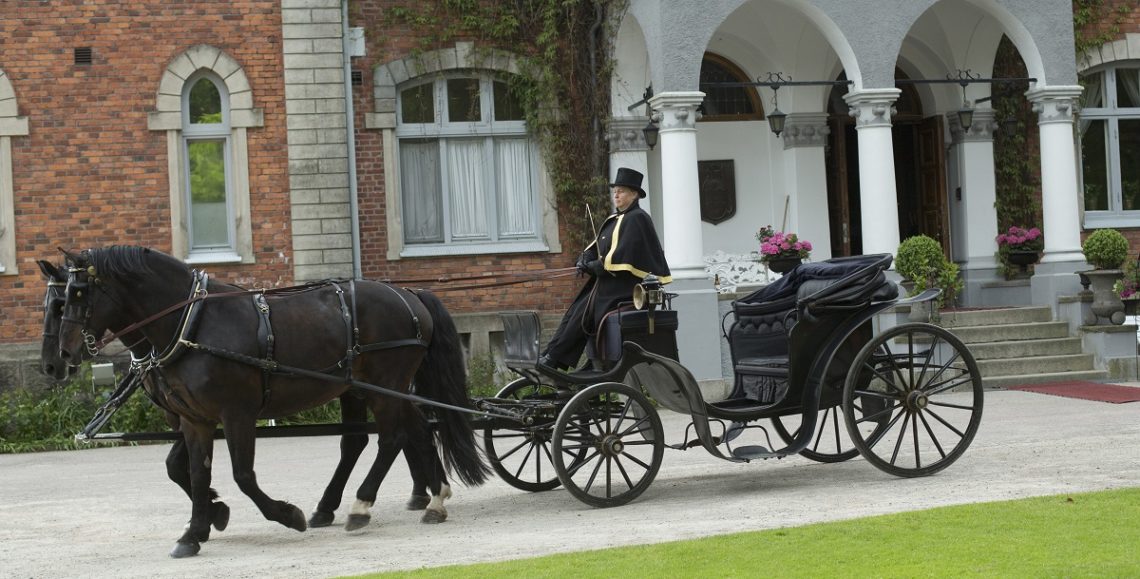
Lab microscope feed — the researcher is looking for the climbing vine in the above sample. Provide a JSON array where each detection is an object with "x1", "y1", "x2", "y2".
[
  {"x1": 1073, "y1": 0, "x2": 1129, "y2": 59},
  {"x1": 366, "y1": 0, "x2": 627, "y2": 249}
]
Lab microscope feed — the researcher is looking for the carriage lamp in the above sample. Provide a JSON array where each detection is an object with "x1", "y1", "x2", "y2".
[{"x1": 633, "y1": 274, "x2": 665, "y2": 311}]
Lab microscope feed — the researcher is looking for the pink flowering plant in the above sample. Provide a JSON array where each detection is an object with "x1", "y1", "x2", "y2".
[
  {"x1": 1114, "y1": 259, "x2": 1140, "y2": 299},
  {"x1": 995, "y1": 225, "x2": 1043, "y2": 252},
  {"x1": 756, "y1": 225, "x2": 812, "y2": 262}
]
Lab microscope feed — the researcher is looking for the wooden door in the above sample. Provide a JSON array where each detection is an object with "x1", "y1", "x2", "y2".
[
  {"x1": 826, "y1": 118, "x2": 852, "y2": 257},
  {"x1": 917, "y1": 115, "x2": 950, "y2": 257}
]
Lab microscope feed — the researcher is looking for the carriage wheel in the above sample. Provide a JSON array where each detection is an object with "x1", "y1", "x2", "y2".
[
  {"x1": 552, "y1": 382, "x2": 664, "y2": 508},
  {"x1": 484, "y1": 378, "x2": 581, "y2": 492},
  {"x1": 842, "y1": 323, "x2": 983, "y2": 478}
]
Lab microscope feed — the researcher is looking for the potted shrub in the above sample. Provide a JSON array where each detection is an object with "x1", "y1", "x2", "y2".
[
  {"x1": 1081, "y1": 228, "x2": 1129, "y2": 325},
  {"x1": 756, "y1": 225, "x2": 812, "y2": 275},
  {"x1": 896, "y1": 234, "x2": 963, "y2": 321}
]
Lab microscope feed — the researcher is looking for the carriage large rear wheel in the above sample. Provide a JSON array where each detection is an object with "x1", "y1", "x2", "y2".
[
  {"x1": 771, "y1": 403, "x2": 874, "y2": 463},
  {"x1": 842, "y1": 322, "x2": 983, "y2": 477},
  {"x1": 484, "y1": 378, "x2": 581, "y2": 492},
  {"x1": 551, "y1": 382, "x2": 664, "y2": 508}
]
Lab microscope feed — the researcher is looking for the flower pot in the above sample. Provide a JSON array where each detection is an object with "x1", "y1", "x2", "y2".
[
  {"x1": 1006, "y1": 250, "x2": 1040, "y2": 270},
  {"x1": 764, "y1": 256, "x2": 802, "y2": 275},
  {"x1": 1081, "y1": 268, "x2": 1126, "y2": 325},
  {"x1": 1124, "y1": 298, "x2": 1140, "y2": 317}
]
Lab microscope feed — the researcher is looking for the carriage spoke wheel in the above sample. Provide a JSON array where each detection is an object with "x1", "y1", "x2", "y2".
[
  {"x1": 484, "y1": 378, "x2": 582, "y2": 492},
  {"x1": 772, "y1": 403, "x2": 872, "y2": 463},
  {"x1": 842, "y1": 323, "x2": 984, "y2": 478},
  {"x1": 552, "y1": 382, "x2": 664, "y2": 508}
]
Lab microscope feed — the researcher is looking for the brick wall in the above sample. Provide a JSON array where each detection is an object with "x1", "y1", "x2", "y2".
[{"x1": 0, "y1": 2, "x2": 292, "y2": 347}]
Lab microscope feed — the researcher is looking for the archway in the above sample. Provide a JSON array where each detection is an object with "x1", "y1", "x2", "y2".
[{"x1": 826, "y1": 69, "x2": 947, "y2": 257}]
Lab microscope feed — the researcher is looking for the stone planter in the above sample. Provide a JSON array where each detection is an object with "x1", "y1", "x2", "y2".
[
  {"x1": 1081, "y1": 268, "x2": 1125, "y2": 325},
  {"x1": 1006, "y1": 250, "x2": 1040, "y2": 271}
]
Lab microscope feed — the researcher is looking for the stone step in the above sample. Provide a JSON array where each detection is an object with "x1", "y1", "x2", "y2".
[
  {"x1": 938, "y1": 306, "x2": 1053, "y2": 328},
  {"x1": 967, "y1": 337, "x2": 1085, "y2": 360},
  {"x1": 976, "y1": 353, "x2": 1096, "y2": 377},
  {"x1": 945, "y1": 321, "x2": 1070, "y2": 344}
]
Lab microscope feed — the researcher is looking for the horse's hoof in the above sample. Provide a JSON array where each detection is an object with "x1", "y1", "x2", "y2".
[
  {"x1": 420, "y1": 509, "x2": 447, "y2": 524},
  {"x1": 406, "y1": 494, "x2": 430, "y2": 511},
  {"x1": 344, "y1": 514, "x2": 370, "y2": 532},
  {"x1": 287, "y1": 505, "x2": 307, "y2": 532},
  {"x1": 170, "y1": 541, "x2": 200, "y2": 559},
  {"x1": 308, "y1": 510, "x2": 335, "y2": 528},
  {"x1": 211, "y1": 502, "x2": 230, "y2": 532}
]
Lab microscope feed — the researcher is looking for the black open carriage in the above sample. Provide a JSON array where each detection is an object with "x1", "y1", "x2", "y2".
[{"x1": 478, "y1": 254, "x2": 984, "y2": 507}]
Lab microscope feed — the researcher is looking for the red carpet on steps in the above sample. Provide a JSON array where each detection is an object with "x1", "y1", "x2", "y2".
[{"x1": 1004, "y1": 381, "x2": 1140, "y2": 404}]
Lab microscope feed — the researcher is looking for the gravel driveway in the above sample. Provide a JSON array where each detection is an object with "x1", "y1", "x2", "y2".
[{"x1": 1, "y1": 389, "x2": 1138, "y2": 578}]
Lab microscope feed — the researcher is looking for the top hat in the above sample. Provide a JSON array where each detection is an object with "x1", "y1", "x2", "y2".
[{"x1": 609, "y1": 167, "x2": 646, "y2": 198}]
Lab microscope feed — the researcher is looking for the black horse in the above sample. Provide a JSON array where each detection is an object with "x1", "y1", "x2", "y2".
[
  {"x1": 39, "y1": 260, "x2": 448, "y2": 535},
  {"x1": 53, "y1": 247, "x2": 489, "y2": 558}
]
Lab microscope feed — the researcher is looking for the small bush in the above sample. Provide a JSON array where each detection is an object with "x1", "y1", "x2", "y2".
[
  {"x1": 895, "y1": 235, "x2": 963, "y2": 308},
  {"x1": 1082, "y1": 228, "x2": 1129, "y2": 269}
]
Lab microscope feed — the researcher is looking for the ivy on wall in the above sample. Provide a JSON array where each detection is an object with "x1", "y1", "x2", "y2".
[
  {"x1": 1073, "y1": 0, "x2": 1129, "y2": 59},
  {"x1": 367, "y1": 0, "x2": 627, "y2": 250}
]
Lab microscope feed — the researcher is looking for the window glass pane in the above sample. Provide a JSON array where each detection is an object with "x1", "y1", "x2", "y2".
[
  {"x1": 1117, "y1": 68, "x2": 1140, "y2": 108},
  {"x1": 187, "y1": 140, "x2": 229, "y2": 248},
  {"x1": 400, "y1": 139, "x2": 443, "y2": 243},
  {"x1": 698, "y1": 57, "x2": 755, "y2": 117},
  {"x1": 1080, "y1": 72, "x2": 1104, "y2": 109},
  {"x1": 1121, "y1": 119, "x2": 1140, "y2": 211},
  {"x1": 1081, "y1": 119, "x2": 1109, "y2": 211},
  {"x1": 447, "y1": 78, "x2": 481, "y2": 123},
  {"x1": 495, "y1": 138, "x2": 533, "y2": 237},
  {"x1": 447, "y1": 139, "x2": 488, "y2": 238},
  {"x1": 493, "y1": 81, "x2": 524, "y2": 121},
  {"x1": 400, "y1": 84, "x2": 435, "y2": 124},
  {"x1": 189, "y1": 78, "x2": 223, "y2": 125}
]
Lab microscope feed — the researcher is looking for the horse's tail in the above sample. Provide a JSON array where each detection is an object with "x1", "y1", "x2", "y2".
[{"x1": 413, "y1": 289, "x2": 491, "y2": 487}]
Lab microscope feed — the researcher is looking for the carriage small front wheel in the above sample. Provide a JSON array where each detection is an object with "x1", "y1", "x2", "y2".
[
  {"x1": 551, "y1": 382, "x2": 664, "y2": 508},
  {"x1": 842, "y1": 322, "x2": 984, "y2": 478},
  {"x1": 484, "y1": 377, "x2": 583, "y2": 492}
]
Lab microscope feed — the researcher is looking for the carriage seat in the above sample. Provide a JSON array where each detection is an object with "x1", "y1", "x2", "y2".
[{"x1": 586, "y1": 308, "x2": 679, "y2": 367}]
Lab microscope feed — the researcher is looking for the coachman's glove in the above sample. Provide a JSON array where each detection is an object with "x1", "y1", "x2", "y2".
[
  {"x1": 575, "y1": 254, "x2": 590, "y2": 275},
  {"x1": 585, "y1": 260, "x2": 607, "y2": 277}
]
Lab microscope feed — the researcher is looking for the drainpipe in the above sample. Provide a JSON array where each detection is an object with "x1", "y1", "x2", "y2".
[
  {"x1": 588, "y1": 2, "x2": 604, "y2": 183},
  {"x1": 342, "y1": 0, "x2": 362, "y2": 279}
]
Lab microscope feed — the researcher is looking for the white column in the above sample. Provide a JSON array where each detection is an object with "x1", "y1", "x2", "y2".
[
  {"x1": 1028, "y1": 87, "x2": 1085, "y2": 264},
  {"x1": 607, "y1": 116, "x2": 652, "y2": 216},
  {"x1": 949, "y1": 110, "x2": 1000, "y2": 269},
  {"x1": 649, "y1": 91, "x2": 706, "y2": 280},
  {"x1": 844, "y1": 89, "x2": 902, "y2": 258},
  {"x1": 1026, "y1": 86, "x2": 1086, "y2": 315},
  {"x1": 781, "y1": 113, "x2": 832, "y2": 262},
  {"x1": 949, "y1": 110, "x2": 1001, "y2": 305}
]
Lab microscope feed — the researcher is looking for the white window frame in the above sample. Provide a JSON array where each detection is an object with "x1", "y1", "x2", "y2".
[
  {"x1": 0, "y1": 68, "x2": 29, "y2": 276},
  {"x1": 1080, "y1": 63, "x2": 1140, "y2": 229},
  {"x1": 147, "y1": 45, "x2": 262, "y2": 265},
  {"x1": 394, "y1": 73, "x2": 545, "y2": 257},
  {"x1": 181, "y1": 72, "x2": 237, "y2": 261}
]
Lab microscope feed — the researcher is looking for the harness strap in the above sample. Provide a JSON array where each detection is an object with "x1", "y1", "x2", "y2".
[
  {"x1": 254, "y1": 293, "x2": 275, "y2": 410},
  {"x1": 332, "y1": 282, "x2": 356, "y2": 381}
]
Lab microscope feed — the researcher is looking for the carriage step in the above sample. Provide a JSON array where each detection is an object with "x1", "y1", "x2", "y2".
[{"x1": 731, "y1": 445, "x2": 778, "y2": 460}]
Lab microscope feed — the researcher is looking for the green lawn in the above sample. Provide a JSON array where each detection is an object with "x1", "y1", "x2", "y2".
[{"x1": 349, "y1": 487, "x2": 1140, "y2": 578}]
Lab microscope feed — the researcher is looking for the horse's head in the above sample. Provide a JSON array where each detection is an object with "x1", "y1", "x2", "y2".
[
  {"x1": 36, "y1": 260, "x2": 75, "y2": 380},
  {"x1": 57, "y1": 249, "x2": 116, "y2": 365}
]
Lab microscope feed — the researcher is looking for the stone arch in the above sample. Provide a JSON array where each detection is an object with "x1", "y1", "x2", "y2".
[
  {"x1": 148, "y1": 45, "x2": 263, "y2": 131},
  {"x1": 1078, "y1": 32, "x2": 1140, "y2": 73}
]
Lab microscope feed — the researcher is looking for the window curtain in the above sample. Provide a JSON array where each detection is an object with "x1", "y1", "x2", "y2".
[
  {"x1": 1080, "y1": 73, "x2": 1103, "y2": 135},
  {"x1": 495, "y1": 138, "x2": 534, "y2": 237},
  {"x1": 1119, "y1": 68, "x2": 1140, "y2": 108},
  {"x1": 447, "y1": 139, "x2": 488, "y2": 239},
  {"x1": 400, "y1": 139, "x2": 443, "y2": 243}
]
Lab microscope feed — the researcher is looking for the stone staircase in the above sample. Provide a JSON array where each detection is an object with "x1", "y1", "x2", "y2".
[{"x1": 936, "y1": 306, "x2": 1108, "y2": 388}]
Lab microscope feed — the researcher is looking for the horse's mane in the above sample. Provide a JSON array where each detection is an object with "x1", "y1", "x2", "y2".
[{"x1": 85, "y1": 246, "x2": 184, "y2": 282}]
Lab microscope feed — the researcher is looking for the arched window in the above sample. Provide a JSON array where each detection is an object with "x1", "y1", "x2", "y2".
[
  {"x1": 148, "y1": 45, "x2": 261, "y2": 264},
  {"x1": 698, "y1": 53, "x2": 763, "y2": 122},
  {"x1": 1080, "y1": 63, "x2": 1140, "y2": 224},
  {"x1": 0, "y1": 67, "x2": 28, "y2": 276},
  {"x1": 182, "y1": 72, "x2": 233, "y2": 255},
  {"x1": 395, "y1": 72, "x2": 540, "y2": 251}
]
